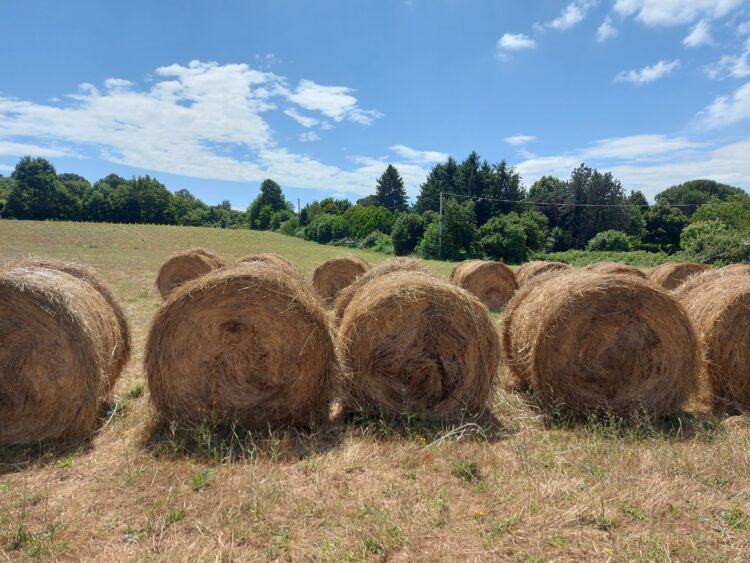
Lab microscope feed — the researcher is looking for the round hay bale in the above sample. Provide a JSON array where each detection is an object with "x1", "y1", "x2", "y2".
[
  {"x1": 515, "y1": 261, "x2": 573, "y2": 286},
  {"x1": 145, "y1": 262, "x2": 335, "y2": 427},
  {"x1": 674, "y1": 274, "x2": 750, "y2": 409},
  {"x1": 312, "y1": 255, "x2": 370, "y2": 304},
  {"x1": 333, "y1": 257, "x2": 432, "y2": 323},
  {"x1": 236, "y1": 253, "x2": 305, "y2": 281},
  {"x1": 16, "y1": 258, "x2": 131, "y2": 382},
  {"x1": 449, "y1": 260, "x2": 518, "y2": 311},
  {"x1": 584, "y1": 261, "x2": 647, "y2": 279},
  {"x1": 337, "y1": 271, "x2": 500, "y2": 418},
  {"x1": 155, "y1": 248, "x2": 225, "y2": 299},
  {"x1": 501, "y1": 271, "x2": 698, "y2": 415},
  {"x1": 672, "y1": 264, "x2": 748, "y2": 296},
  {"x1": 648, "y1": 262, "x2": 709, "y2": 290},
  {"x1": 0, "y1": 265, "x2": 124, "y2": 444}
]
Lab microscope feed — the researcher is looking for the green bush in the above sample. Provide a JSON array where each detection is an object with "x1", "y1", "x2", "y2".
[
  {"x1": 278, "y1": 216, "x2": 299, "y2": 236},
  {"x1": 679, "y1": 220, "x2": 750, "y2": 264},
  {"x1": 391, "y1": 213, "x2": 425, "y2": 256},
  {"x1": 416, "y1": 200, "x2": 477, "y2": 260},
  {"x1": 270, "y1": 209, "x2": 295, "y2": 230},
  {"x1": 477, "y1": 214, "x2": 528, "y2": 263},
  {"x1": 343, "y1": 205, "x2": 394, "y2": 239},
  {"x1": 305, "y1": 213, "x2": 349, "y2": 243},
  {"x1": 256, "y1": 204, "x2": 274, "y2": 230},
  {"x1": 586, "y1": 230, "x2": 632, "y2": 252},
  {"x1": 530, "y1": 249, "x2": 672, "y2": 267}
]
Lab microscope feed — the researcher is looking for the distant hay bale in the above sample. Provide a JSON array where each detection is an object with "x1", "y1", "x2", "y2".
[
  {"x1": 312, "y1": 255, "x2": 370, "y2": 304},
  {"x1": 337, "y1": 271, "x2": 500, "y2": 418},
  {"x1": 145, "y1": 262, "x2": 335, "y2": 427},
  {"x1": 584, "y1": 261, "x2": 647, "y2": 279},
  {"x1": 501, "y1": 271, "x2": 698, "y2": 415},
  {"x1": 236, "y1": 253, "x2": 304, "y2": 280},
  {"x1": 333, "y1": 257, "x2": 432, "y2": 323},
  {"x1": 0, "y1": 264, "x2": 125, "y2": 444},
  {"x1": 515, "y1": 261, "x2": 572, "y2": 286},
  {"x1": 648, "y1": 262, "x2": 709, "y2": 290},
  {"x1": 156, "y1": 247, "x2": 225, "y2": 299},
  {"x1": 449, "y1": 260, "x2": 517, "y2": 311},
  {"x1": 674, "y1": 274, "x2": 750, "y2": 409}
]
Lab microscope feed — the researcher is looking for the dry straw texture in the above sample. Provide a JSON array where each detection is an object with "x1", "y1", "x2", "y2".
[
  {"x1": 337, "y1": 270, "x2": 500, "y2": 418},
  {"x1": 515, "y1": 261, "x2": 572, "y2": 286},
  {"x1": 648, "y1": 262, "x2": 709, "y2": 290},
  {"x1": 449, "y1": 259, "x2": 518, "y2": 311},
  {"x1": 145, "y1": 262, "x2": 336, "y2": 427},
  {"x1": 0, "y1": 263, "x2": 126, "y2": 444},
  {"x1": 155, "y1": 247, "x2": 225, "y2": 299},
  {"x1": 237, "y1": 253, "x2": 300, "y2": 276},
  {"x1": 312, "y1": 255, "x2": 370, "y2": 304},
  {"x1": 672, "y1": 264, "x2": 748, "y2": 296},
  {"x1": 332, "y1": 257, "x2": 432, "y2": 323},
  {"x1": 674, "y1": 273, "x2": 750, "y2": 409},
  {"x1": 584, "y1": 261, "x2": 647, "y2": 279},
  {"x1": 501, "y1": 271, "x2": 699, "y2": 415}
]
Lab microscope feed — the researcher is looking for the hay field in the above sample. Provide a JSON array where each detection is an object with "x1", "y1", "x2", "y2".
[{"x1": 1, "y1": 220, "x2": 749, "y2": 561}]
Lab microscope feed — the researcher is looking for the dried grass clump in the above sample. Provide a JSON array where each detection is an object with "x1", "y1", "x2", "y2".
[
  {"x1": 0, "y1": 264, "x2": 125, "y2": 444},
  {"x1": 333, "y1": 257, "x2": 432, "y2": 322},
  {"x1": 449, "y1": 260, "x2": 518, "y2": 311},
  {"x1": 337, "y1": 271, "x2": 500, "y2": 418},
  {"x1": 312, "y1": 255, "x2": 370, "y2": 304},
  {"x1": 236, "y1": 253, "x2": 304, "y2": 280},
  {"x1": 584, "y1": 261, "x2": 647, "y2": 279},
  {"x1": 674, "y1": 274, "x2": 750, "y2": 409},
  {"x1": 145, "y1": 262, "x2": 336, "y2": 427},
  {"x1": 648, "y1": 262, "x2": 709, "y2": 290},
  {"x1": 515, "y1": 261, "x2": 572, "y2": 286},
  {"x1": 501, "y1": 271, "x2": 698, "y2": 415},
  {"x1": 156, "y1": 247, "x2": 225, "y2": 299}
]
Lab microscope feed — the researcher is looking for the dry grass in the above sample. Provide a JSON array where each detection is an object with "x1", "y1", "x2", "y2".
[{"x1": 0, "y1": 220, "x2": 749, "y2": 561}]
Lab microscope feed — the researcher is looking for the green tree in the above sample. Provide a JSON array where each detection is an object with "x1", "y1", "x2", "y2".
[
  {"x1": 356, "y1": 194, "x2": 379, "y2": 207},
  {"x1": 306, "y1": 213, "x2": 348, "y2": 243},
  {"x1": 391, "y1": 213, "x2": 426, "y2": 256},
  {"x1": 691, "y1": 193, "x2": 750, "y2": 231},
  {"x1": 5, "y1": 156, "x2": 67, "y2": 220},
  {"x1": 417, "y1": 199, "x2": 476, "y2": 259},
  {"x1": 247, "y1": 179, "x2": 291, "y2": 228},
  {"x1": 680, "y1": 220, "x2": 750, "y2": 264},
  {"x1": 477, "y1": 213, "x2": 528, "y2": 263},
  {"x1": 586, "y1": 230, "x2": 632, "y2": 251},
  {"x1": 414, "y1": 157, "x2": 458, "y2": 213},
  {"x1": 375, "y1": 165, "x2": 408, "y2": 211},
  {"x1": 644, "y1": 202, "x2": 689, "y2": 253},
  {"x1": 344, "y1": 205, "x2": 394, "y2": 239},
  {"x1": 656, "y1": 179, "x2": 746, "y2": 217}
]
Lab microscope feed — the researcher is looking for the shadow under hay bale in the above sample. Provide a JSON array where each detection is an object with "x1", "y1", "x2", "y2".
[
  {"x1": 449, "y1": 259, "x2": 518, "y2": 311},
  {"x1": 0, "y1": 263, "x2": 127, "y2": 445},
  {"x1": 337, "y1": 270, "x2": 500, "y2": 419},
  {"x1": 501, "y1": 271, "x2": 699, "y2": 416},
  {"x1": 584, "y1": 261, "x2": 647, "y2": 279},
  {"x1": 674, "y1": 273, "x2": 750, "y2": 412},
  {"x1": 312, "y1": 255, "x2": 370, "y2": 305},
  {"x1": 515, "y1": 260, "x2": 572, "y2": 287},
  {"x1": 155, "y1": 247, "x2": 225, "y2": 299},
  {"x1": 648, "y1": 262, "x2": 709, "y2": 290},
  {"x1": 145, "y1": 262, "x2": 336, "y2": 428}
]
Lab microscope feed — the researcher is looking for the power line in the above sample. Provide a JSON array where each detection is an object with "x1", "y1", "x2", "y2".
[{"x1": 439, "y1": 191, "x2": 721, "y2": 209}]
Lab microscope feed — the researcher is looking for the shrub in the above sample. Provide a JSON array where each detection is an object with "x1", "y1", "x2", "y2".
[
  {"x1": 358, "y1": 231, "x2": 393, "y2": 254},
  {"x1": 305, "y1": 213, "x2": 348, "y2": 243},
  {"x1": 586, "y1": 230, "x2": 632, "y2": 252},
  {"x1": 270, "y1": 209, "x2": 294, "y2": 231},
  {"x1": 344, "y1": 205, "x2": 394, "y2": 239},
  {"x1": 278, "y1": 216, "x2": 299, "y2": 236},
  {"x1": 391, "y1": 214, "x2": 425, "y2": 256},
  {"x1": 679, "y1": 220, "x2": 750, "y2": 264},
  {"x1": 477, "y1": 214, "x2": 528, "y2": 263},
  {"x1": 256, "y1": 205, "x2": 274, "y2": 230}
]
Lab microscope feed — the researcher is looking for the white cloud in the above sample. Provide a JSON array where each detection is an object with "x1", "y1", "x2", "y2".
[
  {"x1": 0, "y1": 164, "x2": 13, "y2": 172},
  {"x1": 504, "y1": 135, "x2": 536, "y2": 146},
  {"x1": 615, "y1": 59, "x2": 680, "y2": 83},
  {"x1": 497, "y1": 33, "x2": 536, "y2": 51},
  {"x1": 536, "y1": 0, "x2": 597, "y2": 31},
  {"x1": 390, "y1": 144, "x2": 449, "y2": 163},
  {"x1": 596, "y1": 17, "x2": 618, "y2": 42},
  {"x1": 284, "y1": 107, "x2": 319, "y2": 128},
  {"x1": 739, "y1": 20, "x2": 750, "y2": 35},
  {"x1": 613, "y1": 0, "x2": 745, "y2": 26},
  {"x1": 297, "y1": 131, "x2": 320, "y2": 142},
  {"x1": 699, "y1": 80, "x2": 750, "y2": 128},
  {"x1": 0, "y1": 140, "x2": 77, "y2": 158},
  {"x1": 705, "y1": 37, "x2": 750, "y2": 79},
  {"x1": 683, "y1": 19, "x2": 713, "y2": 46},
  {"x1": 284, "y1": 79, "x2": 383, "y2": 125}
]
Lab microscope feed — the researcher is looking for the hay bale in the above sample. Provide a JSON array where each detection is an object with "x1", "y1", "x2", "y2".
[
  {"x1": 333, "y1": 257, "x2": 432, "y2": 322},
  {"x1": 0, "y1": 265, "x2": 125, "y2": 444},
  {"x1": 449, "y1": 260, "x2": 518, "y2": 311},
  {"x1": 515, "y1": 261, "x2": 572, "y2": 286},
  {"x1": 312, "y1": 255, "x2": 370, "y2": 304},
  {"x1": 156, "y1": 248, "x2": 225, "y2": 299},
  {"x1": 674, "y1": 274, "x2": 750, "y2": 409},
  {"x1": 501, "y1": 271, "x2": 698, "y2": 415},
  {"x1": 648, "y1": 262, "x2": 709, "y2": 290},
  {"x1": 337, "y1": 271, "x2": 500, "y2": 418},
  {"x1": 584, "y1": 261, "x2": 647, "y2": 279},
  {"x1": 672, "y1": 264, "x2": 748, "y2": 296},
  {"x1": 145, "y1": 262, "x2": 335, "y2": 427},
  {"x1": 236, "y1": 253, "x2": 305, "y2": 281}
]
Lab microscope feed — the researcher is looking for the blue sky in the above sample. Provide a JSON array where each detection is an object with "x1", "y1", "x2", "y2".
[{"x1": 1, "y1": 0, "x2": 749, "y2": 208}]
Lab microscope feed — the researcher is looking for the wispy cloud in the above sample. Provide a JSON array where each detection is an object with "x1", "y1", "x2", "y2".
[
  {"x1": 297, "y1": 131, "x2": 320, "y2": 142},
  {"x1": 613, "y1": 0, "x2": 745, "y2": 27},
  {"x1": 496, "y1": 33, "x2": 536, "y2": 60},
  {"x1": 390, "y1": 144, "x2": 449, "y2": 163},
  {"x1": 284, "y1": 107, "x2": 320, "y2": 128},
  {"x1": 615, "y1": 59, "x2": 680, "y2": 84},
  {"x1": 705, "y1": 37, "x2": 750, "y2": 79},
  {"x1": 284, "y1": 79, "x2": 383, "y2": 125},
  {"x1": 596, "y1": 17, "x2": 618, "y2": 42},
  {"x1": 683, "y1": 19, "x2": 713, "y2": 47},
  {"x1": 699, "y1": 80, "x2": 750, "y2": 128},
  {"x1": 535, "y1": 0, "x2": 597, "y2": 31},
  {"x1": 504, "y1": 135, "x2": 536, "y2": 146}
]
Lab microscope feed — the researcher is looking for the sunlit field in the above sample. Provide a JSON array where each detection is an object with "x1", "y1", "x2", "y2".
[{"x1": 1, "y1": 220, "x2": 749, "y2": 562}]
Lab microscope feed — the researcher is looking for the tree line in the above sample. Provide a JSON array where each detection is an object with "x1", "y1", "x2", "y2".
[{"x1": 2, "y1": 154, "x2": 749, "y2": 264}]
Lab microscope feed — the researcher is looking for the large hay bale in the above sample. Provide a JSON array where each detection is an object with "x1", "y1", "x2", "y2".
[
  {"x1": 333, "y1": 257, "x2": 432, "y2": 322},
  {"x1": 156, "y1": 247, "x2": 225, "y2": 299},
  {"x1": 648, "y1": 262, "x2": 709, "y2": 290},
  {"x1": 501, "y1": 271, "x2": 698, "y2": 415},
  {"x1": 236, "y1": 253, "x2": 305, "y2": 282},
  {"x1": 584, "y1": 261, "x2": 647, "y2": 279},
  {"x1": 674, "y1": 274, "x2": 750, "y2": 409},
  {"x1": 312, "y1": 255, "x2": 370, "y2": 304},
  {"x1": 515, "y1": 261, "x2": 572, "y2": 286},
  {"x1": 145, "y1": 262, "x2": 335, "y2": 427},
  {"x1": 449, "y1": 260, "x2": 517, "y2": 311},
  {"x1": 0, "y1": 265, "x2": 125, "y2": 444},
  {"x1": 672, "y1": 264, "x2": 748, "y2": 296},
  {"x1": 337, "y1": 271, "x2": 500, "y2": 418}
]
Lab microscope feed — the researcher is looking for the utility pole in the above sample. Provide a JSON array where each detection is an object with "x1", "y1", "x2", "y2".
[
  {"x1": 297, "y1": 197, "x2": 301, "y2": 216},
  {"x1": 438, "y1": 191, "x2": 443, "y2": 260}
]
